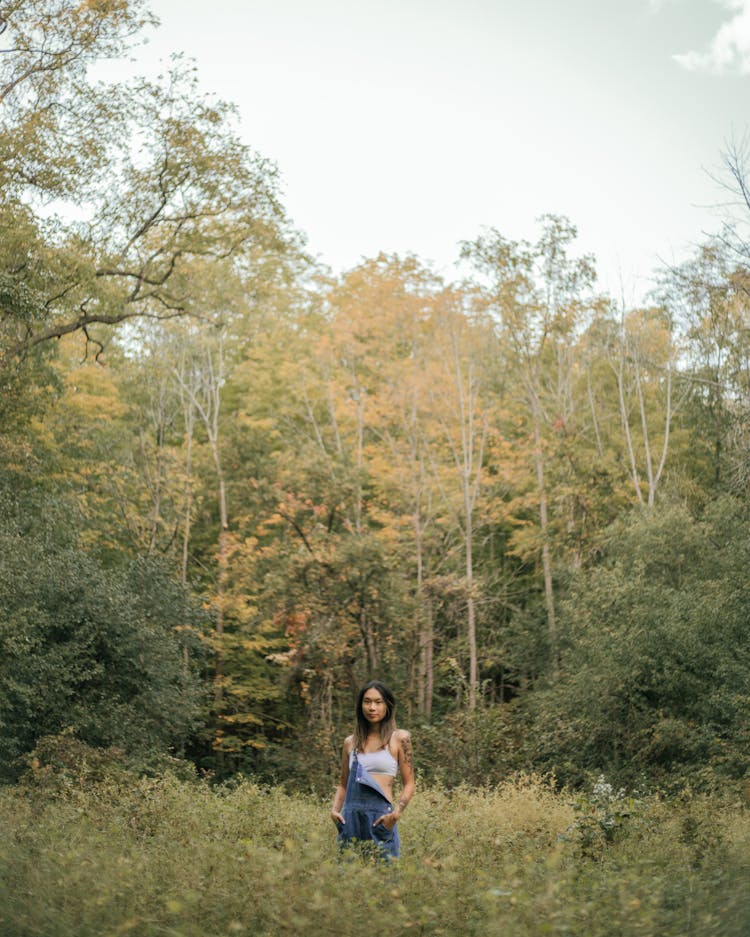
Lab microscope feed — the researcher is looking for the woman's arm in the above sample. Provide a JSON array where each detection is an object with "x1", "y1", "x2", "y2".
[
  {"x1": 394, "y1": 729, "x2": 415, "y2": 818},
  {"x1": 330, "y1": 736, "x2": 352, "y2": 825},
  {"x1": 373, "y1": 729, "x2": 415, "y2": 830}
]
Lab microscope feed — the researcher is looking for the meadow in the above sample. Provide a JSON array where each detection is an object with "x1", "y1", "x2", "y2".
[{"x1": 1, "y1": 772, "x2": 748, "y2": 937}]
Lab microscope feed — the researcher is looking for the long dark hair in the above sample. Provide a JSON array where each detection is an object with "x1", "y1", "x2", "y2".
[{"x1": 353, "y1": 680, "x2": 397, "y2": 752}]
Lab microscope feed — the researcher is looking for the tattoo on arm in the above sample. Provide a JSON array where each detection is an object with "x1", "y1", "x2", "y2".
[{"x1": 401, "y1": 732, "x2": 413, "y2": 768}]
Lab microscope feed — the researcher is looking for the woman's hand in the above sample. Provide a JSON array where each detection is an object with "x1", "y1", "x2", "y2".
[
  {"x1": 330, "y1": 809, "x2": 345, "y2": 826},
  {"x1": 373, "y1": 810, "x2": 398, "y2": 831}
]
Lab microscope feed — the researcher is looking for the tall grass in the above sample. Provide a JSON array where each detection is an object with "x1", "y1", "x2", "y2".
[{"x1": 1, "y1": 774, "x2": 747, "y2": 936}]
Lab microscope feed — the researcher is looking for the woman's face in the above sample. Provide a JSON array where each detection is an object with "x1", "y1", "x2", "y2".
[{"x1": 362, "y1": 690, "x2": 387, "y2": 726}]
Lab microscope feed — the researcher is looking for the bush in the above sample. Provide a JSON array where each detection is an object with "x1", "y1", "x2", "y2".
[
  {"x1": 525, "y1": 497, "x2": 750, "y2": 789},
  {"x1": 414, "y1": 704, "x2": 522, "y2": 787},
  {"x1": 0, "y1": 491, "x2": 206, "y2": 781},
  {"x1": 18, "y1": 730, "x2": 198, "y2": 796}
]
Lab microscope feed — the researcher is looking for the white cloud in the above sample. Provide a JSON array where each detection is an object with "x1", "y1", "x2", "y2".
[{"x1": 674, "y1": 0, "x2": 750, "y2": 73}]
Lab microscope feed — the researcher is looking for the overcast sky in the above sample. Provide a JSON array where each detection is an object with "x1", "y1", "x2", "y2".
[{"x1": 112, "y1": 0, "x2": 750, "y2": 303}]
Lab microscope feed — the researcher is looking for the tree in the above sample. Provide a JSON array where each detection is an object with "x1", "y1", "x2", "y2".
[
  {"x1": 663, "y1": 242, "x2": 750, "y2": 493},
  {"x1": 608, "y1": 304, "x2": 680, "y2": 508},
  {"x1": 172, "y1": 322, "x2": 230, "y2": 701},
  {"x1": 358, "y1": 258, "x2": 445, "y2": 716},
  {"x1": 1, "y1": 2, "x2": 291, "y2": 362},
  {"x1": 422, "y1": 287, "x2": 495, "y2": 709},
  {"x1": 462, "y1": 216, "x2": 597, "y2": 675},
  {"x1": 1, "y1": 0, "x2": 151, "y2": 198}
]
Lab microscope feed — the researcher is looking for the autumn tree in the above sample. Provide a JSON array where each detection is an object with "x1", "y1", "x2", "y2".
[
  {"x1": 462, "y1": 216, "x2": 597, "y2": 674},
  {"x1": 418, "y1": 287, "x2": 498, "y2": 709}
]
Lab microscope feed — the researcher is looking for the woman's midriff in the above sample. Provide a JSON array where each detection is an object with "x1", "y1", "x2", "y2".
[{"x1": 371, "y1": 773, "x2": 394, "y2": 803}]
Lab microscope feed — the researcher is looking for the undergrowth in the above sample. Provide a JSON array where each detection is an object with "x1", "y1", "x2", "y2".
[{"x1": 0, "y1": 772, "x2": 748, "y2": 936}]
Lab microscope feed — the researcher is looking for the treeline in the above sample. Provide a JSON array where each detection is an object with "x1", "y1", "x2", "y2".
[{"x1": 1, "y1": 0, "x2": 749, "y2": 792}]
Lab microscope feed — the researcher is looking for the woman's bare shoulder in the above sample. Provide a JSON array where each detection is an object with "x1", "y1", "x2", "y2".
[{"x1": 343, "y1": 734, "x2": 355, "y2": 753}]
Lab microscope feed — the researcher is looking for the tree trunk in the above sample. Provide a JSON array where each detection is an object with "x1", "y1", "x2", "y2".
[
  {"x1": 424, "y1": 601, "x2": 434, "y2": 717},
  {"x1": 464, "y1": 485, "x2": 478, "y2": 708},
  {"x1": 359, "y1": 605, "x2": 378, "y2": 674},
  {"x1": 586, "y1": 366, "x2": 604, "y2": 458},
  {"x1": 173, "y1": 332, "x2": 228, "y2": 709},
  {"x1": 530, "y1": 387, "x2": 558, "y2": 676},
  {"x1": 414, "y1": 516, "x2": 435, "y2": 717},
  {"x1": 213, "y1": 458, "x2": 228, "y2": 707},
  {"x1": 180, "y1": 406, "x2": 195, "y2": 586},
  {"x1": 617, "y1": 353, "x2": 644, "y2": 504},
  {"x1": 147, "y1": 422, "x2": 164, "y2": 555}
]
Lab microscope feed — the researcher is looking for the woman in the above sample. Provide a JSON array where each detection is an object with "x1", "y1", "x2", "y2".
[{"x1": 330, "y1": 680, "x2": 415, "y2": 859}]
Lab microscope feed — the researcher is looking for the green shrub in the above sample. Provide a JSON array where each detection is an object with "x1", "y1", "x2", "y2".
[
  {"x1": 413, "y1": 704, "x2": 522, "y2": 787},
  {"x1": 526, "y1": 498, "x2": 750, "y2": 790},
  {"x1": 18, "y1": 730, "x2": 198, "y2": 797},
  {"x1": 0, "y1": 491, "x2": 206, "y2": 781},
  {"x1": 0, "y1": 774, "x2": 748, "y2": 937}
]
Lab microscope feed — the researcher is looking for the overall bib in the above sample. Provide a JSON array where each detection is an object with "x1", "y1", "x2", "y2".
[{"x1": 337, "y1": 752, "x2": 400, "y2": 859}]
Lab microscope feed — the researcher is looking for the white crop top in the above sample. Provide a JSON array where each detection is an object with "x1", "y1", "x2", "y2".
[{"x1": 350, "y1": 746, "x2": 398, "y2": 777}]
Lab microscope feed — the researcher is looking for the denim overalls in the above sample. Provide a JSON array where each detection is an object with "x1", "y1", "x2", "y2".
[{"x1": 336, "y1": 752, "x2": 399, "y2": 859}]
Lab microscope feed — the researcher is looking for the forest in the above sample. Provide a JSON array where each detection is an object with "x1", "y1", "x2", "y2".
[
  {"x1": 3, "y1": 3, "x2": 750, "y2": 934},
  {"x1": 2, "y1": 0, "x2": 750, "y2": 795}
]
